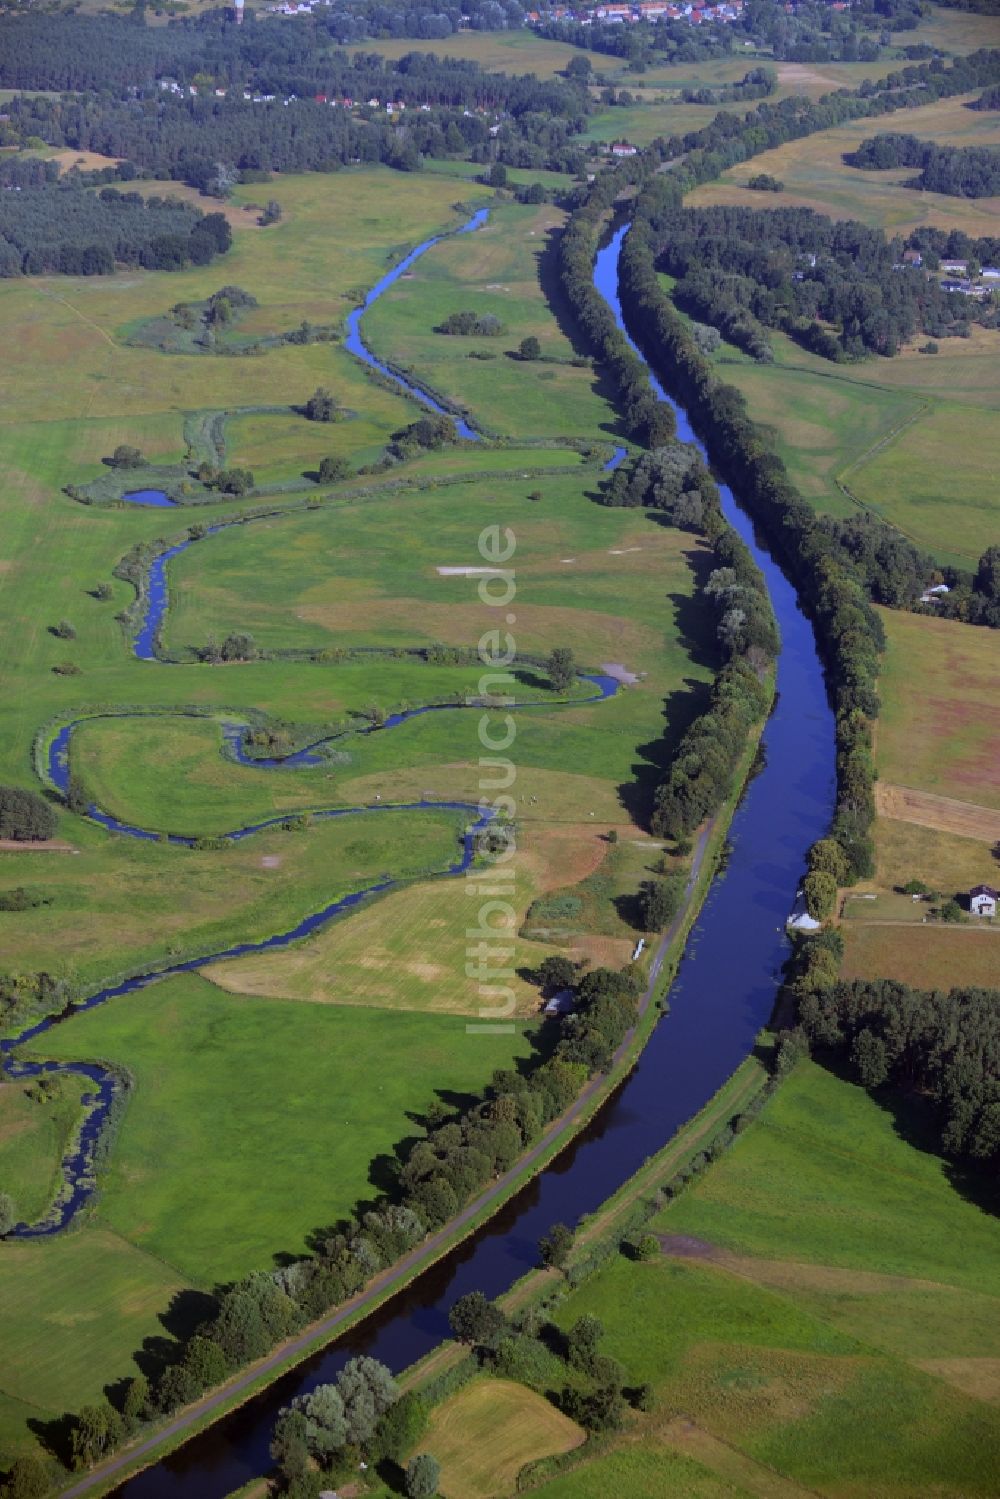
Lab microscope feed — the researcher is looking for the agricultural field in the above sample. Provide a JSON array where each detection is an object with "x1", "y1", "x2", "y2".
[
  {"x1": 523, "y1": 1061, "x2": 1000, "y2": 1498},
  {"x1": 695, "y1": 320, "x2": 999, "y2": 567},
  {"x1": 875, "y1": 610, "x2": 1000, "y2": 811},
  {"x1": 365, "y1": 29, "x2": 592, "y2": 78},
  {"x1": 423, "y1": 1377, "x2": 584, "y2": 1499}
]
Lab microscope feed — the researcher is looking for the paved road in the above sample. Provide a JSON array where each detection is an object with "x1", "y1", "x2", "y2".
[{"x1": 63, "y1": 822, "x2": 714, "y2": 1498}]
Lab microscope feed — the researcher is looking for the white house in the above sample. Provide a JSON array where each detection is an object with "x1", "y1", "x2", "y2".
[
  {"x1": 543, "y1": 989, "x2": 575, "y2": 1016},
  {"x1": 970, "y1": 884, "x2": 997, "y2": 919}
]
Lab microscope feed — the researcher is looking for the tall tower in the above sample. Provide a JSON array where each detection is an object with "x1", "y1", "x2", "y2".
[{"x1": 234, "y1": 0, "x2": 245, "y2": 23}]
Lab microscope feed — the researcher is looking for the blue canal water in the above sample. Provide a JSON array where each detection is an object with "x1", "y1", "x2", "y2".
[{"x1": 103, "y1": 222, "x2": 837, "y2": 1498}]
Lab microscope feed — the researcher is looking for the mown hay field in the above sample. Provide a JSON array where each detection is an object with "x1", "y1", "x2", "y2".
[
  {"x1": 205, "y1": 820, "x2": 636, "y2": 1014},
  {"x1": 840, "y1": 923, "x2": 1000, "y2": 990},
  {"x1": 422, "y1": 1377, "x2": 584, "y2": 1499}
]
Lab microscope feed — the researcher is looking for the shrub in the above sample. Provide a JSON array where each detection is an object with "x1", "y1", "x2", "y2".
[
  {"x1": 0, "y1": 786, "x2": 57, "y2": 841},
  {"x1": 0, "y1": 886, "x2": 50, "y2": 911},
  {"x1": 406, "y1": 1453, "x2": 440, "y2": 1499},
  {"x1": 107, "y1": 444, "x2": 146, "y2": 469}
]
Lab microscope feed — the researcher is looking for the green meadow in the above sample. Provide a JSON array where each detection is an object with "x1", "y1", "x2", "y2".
[
  {"x1": 363, "y1": 199, "x2": 625, "y2": 441},
  {"x1": 34, "y1": 974, "x2": 532, "y2": 1282},
  {"x1": 530, "y1": 1061, "x2": 1000, "y2": 1498},
  {"x1": 0, "y1": 1074, "x2": 91, "y2": 1224},
  {"x1": 0, "y1": 156, "x2": 715, "y2": 1471},
  {"x1": 0, "y1": 976, "x2": 530, "y2": 1460}
]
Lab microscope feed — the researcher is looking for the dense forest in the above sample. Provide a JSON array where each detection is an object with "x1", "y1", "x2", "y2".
[
  {"x1": 799, "y1": 977, "x2": 1000, "y2": 1169},
  {"x1": 847, "y1": 132, "x2": 1000, "y2": 196},
  {"x1": 1, "y1": 52, "x2": 590, "y2": 184},
  {"x1": 0, "y1": 187, "x2": 231, "y2": 277},
  {"x1": 972, "y1": 83, "x2": 1000, "y2": 110},
  {"x1": 654, "y1": 205, "x2": 998, "y2": 360},
  {"x1": 0, "y1": 8, "x2": 523, "y2": 93}
]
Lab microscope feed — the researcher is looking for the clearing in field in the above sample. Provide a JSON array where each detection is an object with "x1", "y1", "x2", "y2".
[
  {"x1": 421, "y1": 1377, "x2": 585, "y2": 1499},
  {"x1": 204, "y1": 820, "x2": 637, "y2": 1014},
  {"x1": 526, "y1": 1061, "x2": 1000, "y2": 1499}
]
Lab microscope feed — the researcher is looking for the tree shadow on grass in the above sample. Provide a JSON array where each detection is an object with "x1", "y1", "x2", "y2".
[
  {"x1": 536, "y1": 224, "x2": 630, "y2": 442},
  {"x1": 617, "y1": 678, "x2": 713, "y2": 828},
  {"x1": 27, "y1": 1412, "x2": 77, "y2": 1469},
  {"x1": 816, "y1": 1053, "x2": 1000, "y2": 1220}
]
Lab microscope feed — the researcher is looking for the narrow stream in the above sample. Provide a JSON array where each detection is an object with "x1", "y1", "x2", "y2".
[{"x1": 108, "y1": 223, "x2": 837, "y2": 1497}]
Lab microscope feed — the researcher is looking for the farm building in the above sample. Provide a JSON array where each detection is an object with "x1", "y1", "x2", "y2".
[
  {"x1": 969, "y1": 885, "x2": 997, "y2": 919},
  {"x1": 611, "y1": 141, "x2": 639, "y2": 157}
]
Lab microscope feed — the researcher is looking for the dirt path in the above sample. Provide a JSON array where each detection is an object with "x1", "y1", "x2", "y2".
[
  {"x1": 62, "y1": 819, "x2": 719, "y2": 1498},
  {"x1": 876, "y1": 782, "x2": 1000, "y2": 842}
]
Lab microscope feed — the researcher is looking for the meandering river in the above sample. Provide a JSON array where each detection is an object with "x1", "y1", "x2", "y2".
[{"x1": 96, "y1": 221, "x2": 837, "y2": 1496}]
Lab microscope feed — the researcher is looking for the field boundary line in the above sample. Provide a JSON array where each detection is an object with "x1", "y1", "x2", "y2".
[{"x1": 833, "y1": 396, "x2": 931, "y2": 543}]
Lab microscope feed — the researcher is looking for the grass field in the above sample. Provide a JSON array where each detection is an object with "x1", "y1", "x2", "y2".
[
  {"x1": 840, "y1": 923, "x2": 1000, "y2": 989},
  {"x1": 875, "y1": 610, "x2": 1000, "y2": 809},
  {"x1": 836, "y1": 609, "x2": 1000, "y2": 988},
  {"x1": 0, "y1": 1073, "x2": 90, "y2": 1224},
  {"x1": 35, "y1": 974, "x2": 532, "y2": 1282},
  {"x1": 365, "y1": 29, "x2": 591, "y2": 77},
  {"x1": 529, "y1": 1061, "x2": 1000, "y2": 1498},
  {"x1": 421, "y1": 1377, "x2": 584, "y2": 1499},
  {"x1": 689, "y1": 94, "x2": 1000, "y2": 239},
  {"x1": 0, "y1": 1227, "x2": 189, "y2": 1463},
  {"x1": 205, "y1": 820, "x2": 638, "y2": 1015},
  {"x1": 686, "y1": 263, "x2": 1000, "y2": 565},
  {"x1": 364, "y1": 199, "x2": 624, "y2": 441}
]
